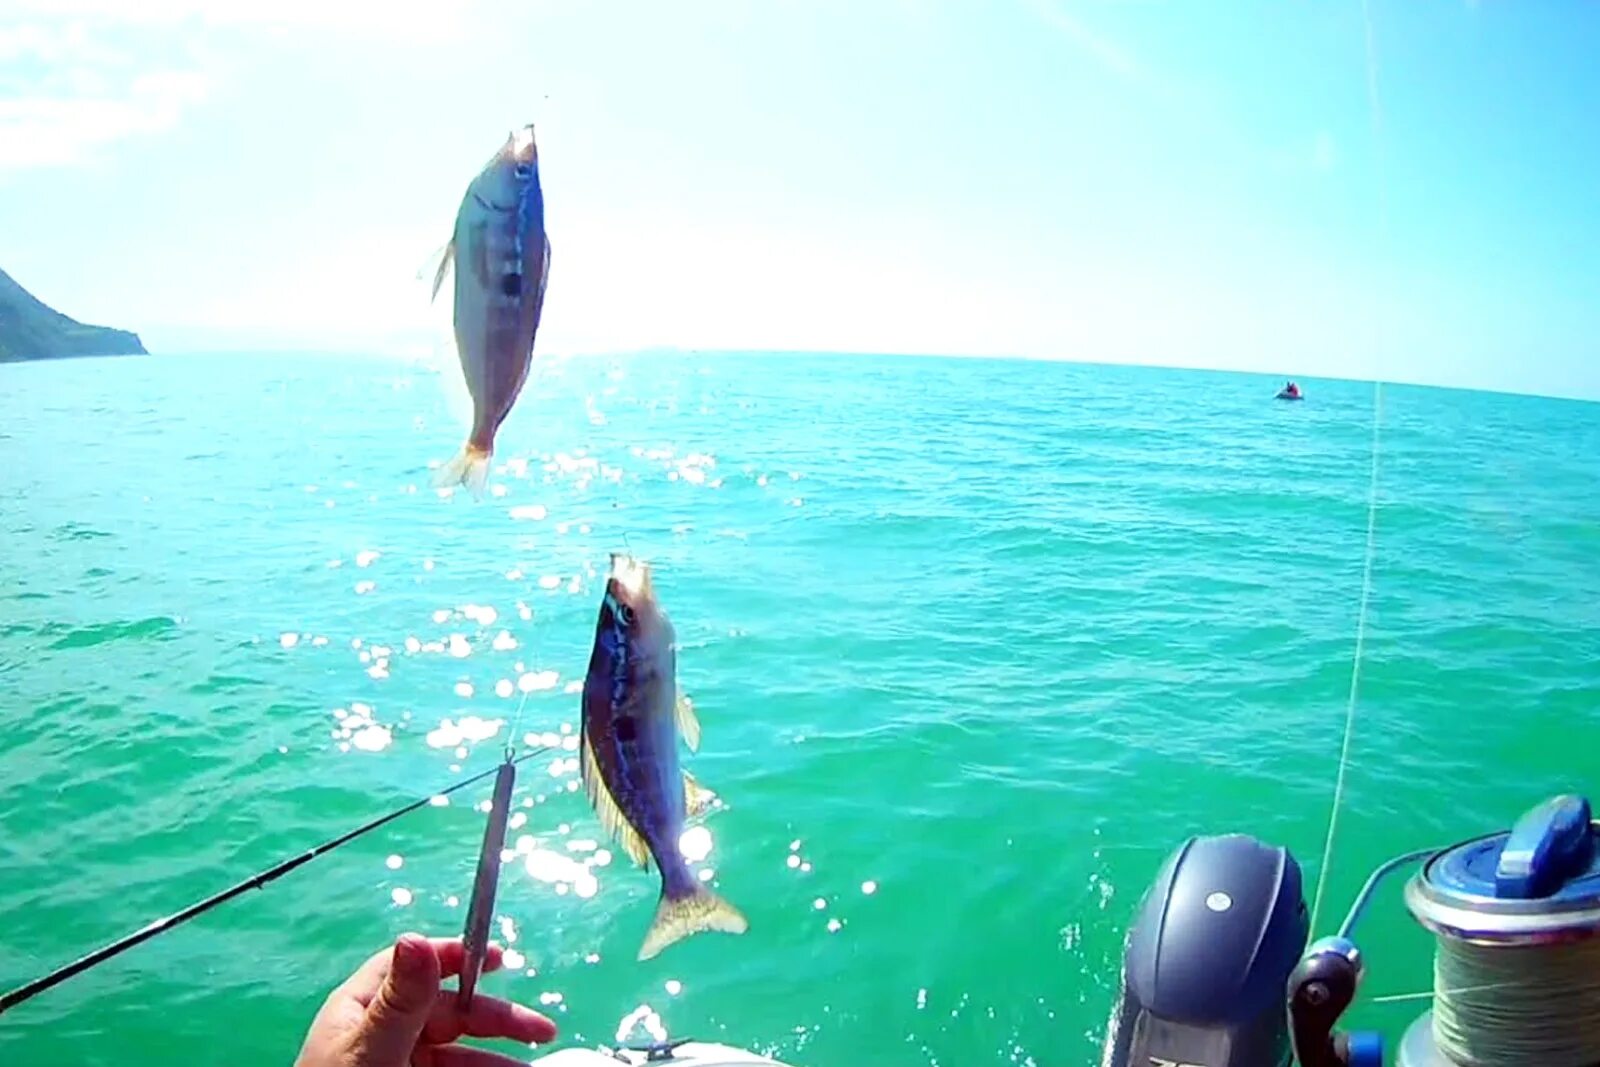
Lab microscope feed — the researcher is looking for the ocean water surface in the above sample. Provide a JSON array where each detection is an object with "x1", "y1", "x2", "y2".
[{"x1": 1, "y1": 351, "x2": 1597, "y2": 1066}]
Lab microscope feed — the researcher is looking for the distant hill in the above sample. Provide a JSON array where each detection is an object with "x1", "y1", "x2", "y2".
[{"x1": 0, "y1": 267, "x2": 147, "y2": 362}]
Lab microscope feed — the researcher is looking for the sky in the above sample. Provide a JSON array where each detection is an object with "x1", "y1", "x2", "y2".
[{"x1": 2, "y1": 0, "x2": 1599, "y2": 400}]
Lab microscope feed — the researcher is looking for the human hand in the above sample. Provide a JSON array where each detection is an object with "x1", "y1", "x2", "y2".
[{"x1": 293, "y1": 932, "x2": 559, "y2": 1067}]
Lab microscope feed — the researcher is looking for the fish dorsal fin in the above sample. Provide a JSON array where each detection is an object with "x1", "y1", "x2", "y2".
[
  {"x1": 683, "y1": 770, "x2": 715, "y2": 818},
  {"x1": 674, "y1": 692, "x2": 701, "y2": 753},
  {"x1": 580, "y1": 728, "x2": 651, "y2": 870}
]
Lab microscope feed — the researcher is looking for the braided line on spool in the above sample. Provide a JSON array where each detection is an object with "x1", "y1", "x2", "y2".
[{"x1": 1431, "y1": 934, "x2": 1600, "y2": 1067}]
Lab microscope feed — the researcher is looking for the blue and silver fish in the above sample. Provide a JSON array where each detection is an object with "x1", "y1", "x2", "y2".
[
  {"x1": 431, "y1": 125, "x2": 551, "y2": 497},
  {"x1": 580, "y1": 553, "x2": 749, "y2": 960}
]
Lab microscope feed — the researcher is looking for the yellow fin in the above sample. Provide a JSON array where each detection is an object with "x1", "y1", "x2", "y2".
[
  {"x1": 683, "y1": 770, "x2": 715, "y2": 818},
  {"x1": 580, "y1": 729, "x2": 651, "y2": 870},
  {"x1": 431, "y1": 443, "x2": 490, "y2": 500},
  {"x1": 637, "y1": 884, "x2": 749, "y2": 961},
  {"x1": 674, "y1": 692, "x2": 701, "y2": 753}
]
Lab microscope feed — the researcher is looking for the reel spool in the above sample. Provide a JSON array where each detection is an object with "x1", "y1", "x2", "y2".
[{"x1": 1396, "y1": 793, "x2": 1600, "y2": 1067}]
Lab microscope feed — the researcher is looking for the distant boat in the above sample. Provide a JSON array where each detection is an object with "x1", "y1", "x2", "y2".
[{"x1": 1275, "y1": 380, "x2": 1304, "y2": 401}]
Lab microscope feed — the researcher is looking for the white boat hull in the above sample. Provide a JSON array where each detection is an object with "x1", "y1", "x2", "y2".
[{"x1": 532, "y1": 1042, "x2": 794, "y2": 1066}]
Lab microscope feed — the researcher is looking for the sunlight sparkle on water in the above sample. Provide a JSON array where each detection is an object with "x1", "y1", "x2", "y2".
[
  {"x1": 503, "y1": 948, "x2": 526, "y2": 969},
  {"x1": 448, "y1": 634, "x2": 472, "y2": 658},
  {"x1": 354, "y1": 581, "x2": 376, "y2": 595},
  {"x1": 454, "y1": 682, "x2": 474, "y2": 698},
  {"x1": 492, "y1": 631, "x2": 518, "y2": 652},
  {"x1": 495, "y1": 679, "x2": 514, "y2": 698},
  {"x1": 352, "y1": 724, "x2": 391, "y2": 751},
  {"x1": 463, "y1": 604, "x2": 497, "y2": 626},
  {"x1": 526, "y1": 848, "x2": 587, "y2": 884},
  {"x1": 679, "y1": 826, "x2": 713, "y2": 863},
  {"x1": 665, "y1": 980, "x2": 682, "y2": 996},
  {"x1": 386, "y1": 855, "x2": 403, "y2": 870},
  {"x1": 279, "y1": 632, "x2": 299, "y2": 649},
  {"x1": 510, "y1": 504, "x2": 548, "y2": 521},
  {"x1": 391, "y1": 888, "x2": 413, "y2": 907},
  {"x1": 616, "y1": 1005, "x2": 668, "y2": 1046},
  {"x1": 355, "y1": 550, "x2": 380, "y2": 567},
  {"x1": 519, "y1": 670, "x2": 559, "y2": 693}
]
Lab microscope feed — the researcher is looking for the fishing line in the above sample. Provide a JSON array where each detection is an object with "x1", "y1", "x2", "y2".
[
  {"x1": 0, "y1": 745, "x2": 552, "y2": 1017},
  {"x1": 1308, "y1": 380, "x2": 1383, "y2": 936},
  {"x1": 1307, "y1": 0, "x2": 1390, "y2": 938}
]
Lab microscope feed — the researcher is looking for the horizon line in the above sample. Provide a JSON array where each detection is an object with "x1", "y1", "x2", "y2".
[{"x1": 79, "y1": 343, "x2": 1600, "y2": 406}]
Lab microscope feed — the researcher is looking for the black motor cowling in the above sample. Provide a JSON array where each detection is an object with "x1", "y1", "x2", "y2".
[{"x1": 1102, "y1": 834, "x2": 1308, "y2": 1067}]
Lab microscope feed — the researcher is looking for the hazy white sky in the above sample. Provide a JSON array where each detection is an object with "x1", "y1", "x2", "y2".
[{"x1": 3, "y1": 0, "x2": 1599, "y2": 399}]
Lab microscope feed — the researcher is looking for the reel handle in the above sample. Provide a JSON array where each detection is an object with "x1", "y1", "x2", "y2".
[{"x1": 1287, "y1": 937, "x2": 1383, "y2": 1067}]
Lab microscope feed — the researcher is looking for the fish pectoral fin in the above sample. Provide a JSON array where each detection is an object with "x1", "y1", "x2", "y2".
[
  {"x1": 674, "y1": 692, "x2": 701, "y2": 753},
  {"x1": 580, "y1": 730, "x2": 652, "y2": 870},
  {"x1": 683, "y1": 770, "x2": 715, "y2": 818},
  {"x1": 423, "y1": 239, "x2": 455, "y2": 303}
]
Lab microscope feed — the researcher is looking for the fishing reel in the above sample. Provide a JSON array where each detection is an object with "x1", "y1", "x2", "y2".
[
  {"x1": 1286, "y1": 936, "x2": 1382, "y2": 1067},
  {"x1": 1283, "y1": 793, "x2": 1599, "y2": 1067}
]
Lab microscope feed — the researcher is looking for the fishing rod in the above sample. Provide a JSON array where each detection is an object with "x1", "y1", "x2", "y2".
[{"x1": 0, "y1": 745, "x2": 553, "y2": 1017}]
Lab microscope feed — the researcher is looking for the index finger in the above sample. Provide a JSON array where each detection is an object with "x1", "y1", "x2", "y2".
[
  {"x1": 422, "y1": 989, "x2": 560, "y2": 1046},
  {"x1": 337, "y1": 936, "x2": 507, "y2": 999}
]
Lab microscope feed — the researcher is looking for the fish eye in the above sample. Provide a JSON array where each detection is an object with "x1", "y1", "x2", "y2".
[
  {"x1": 514, "y1": 164, "x2": 531, "y2": 178},
  {"x1": 615, "y1": 602, "x2": 635, "y2": 626}
]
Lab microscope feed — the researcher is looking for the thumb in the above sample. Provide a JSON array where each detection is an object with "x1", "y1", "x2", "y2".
[{"x1": 353, "y1": 933, "x2": 441, "y2": 1067}]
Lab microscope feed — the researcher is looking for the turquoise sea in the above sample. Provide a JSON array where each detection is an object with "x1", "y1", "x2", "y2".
[{"x1": 1, "y1": 351, "x2": 1597, "y2": 1066}]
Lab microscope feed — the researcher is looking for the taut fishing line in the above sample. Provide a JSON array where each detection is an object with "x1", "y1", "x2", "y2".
[{"x1": 1306, "y1": 13, "x2": 1600, "y2": 1065}]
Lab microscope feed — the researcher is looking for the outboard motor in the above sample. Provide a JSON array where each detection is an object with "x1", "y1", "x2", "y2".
[{"x1": 1102, "y1": 834, "x2": 1309, "y2": 1067}]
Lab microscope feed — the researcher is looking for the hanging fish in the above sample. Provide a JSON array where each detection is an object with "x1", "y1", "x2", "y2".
[
  {"x1": 430, "y1": 124, "x2": 551, "y2": 498},
  {"x1": 580, "y1": 553, "x2": 749, "y2": 961}
]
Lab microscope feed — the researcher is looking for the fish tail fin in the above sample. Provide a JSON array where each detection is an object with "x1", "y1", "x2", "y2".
[
  {"x1": 433, "y1": 442, "x2": 491, "y2": 499},
  {"x1": 637, "y1": 883, "x2": 749, "y2": 962}
]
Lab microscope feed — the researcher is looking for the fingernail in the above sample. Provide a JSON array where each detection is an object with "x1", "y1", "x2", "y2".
[{"x1": 392, "y1": 932, "x2": 428, "y2": 977}]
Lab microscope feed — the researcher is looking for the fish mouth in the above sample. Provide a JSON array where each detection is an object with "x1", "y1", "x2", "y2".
[
  {"x1": 607, "y1": 552, "x2": 652, "y2": 600},
  {"x1": 508, "y1": 125, "x2": 538, "y2": 166}
]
